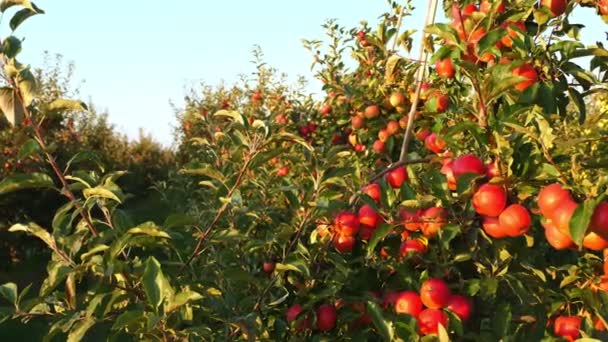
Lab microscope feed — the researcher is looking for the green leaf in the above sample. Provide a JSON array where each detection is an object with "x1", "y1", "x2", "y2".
[
  {"x1": 425, "y1": 23, "x2": 460, "y2": 45},
  {"x1": 83, "y1": 186, "x2": 122, "y2": 203},
  {"x1": 0, "y1": 0, "x2": 37, "y2": 12},
  {"x1": 570, "y1": 197, "x2": 604, "y2": 246},
  {"x1": 163, "y1": 214, "x2": 197, "y2": 229},
  {"x1": 181, "y1": 166, "x2": 226, "y2": 183},
  {"x1": 16, "y1": 67, "x2": 37, "y2": 105},
  {"x1": 127, "y1": 222, "x2": 171, "y2": 239},
  {"x1": 9, "y1": 222, "x2": 55, "y2": 250},
  {"x1": 0, "y1": 283, "x2": 17, "y2": 305},
  {"x1": 249, "y1": 148, "x2": 282, "y2": 169},
  {"x1": 0, "y1": 172, "x2": 53, "y2": 194},
  {"x1": 322, "y1": 167, "x2": 354, "y2": 183},
  {"x1": 0, "y1": 86, "x2": 23, "y2": 125},
  {"x1": 142, "y1": 257, "x2": 169, "y2": 310},
  {"x1": 214, "y1": 109, "x2": 244, "y2": 125},
  {"x1": 167, "y1": 290, "x2": 203, "y2": 312},
  {"x1": 9, "y1": 6, "x2": 44, "y2": 31},
  {"x1": 385, "y1": 55, "x2": 403, "y2": 83},
  {"x1": 367, "y1": 301, "x2": 394, "y2": 341},
  {"x1": 85, "y1": 294, "x2": 106, "y2": 319},
  {"x1": 493, "y1": 303, "x2": 512, "y2": 337},
  {"x1": 478, "y1": 28, "x2": 507, "y2": 55},
  {"x1": 367, "y1": 223, "x2": 392, "y2": 256},
  {"x1": 17, "y1": 138, "x2": 40, "y2": 159},
  {"x1": 65, "y1": 151, "x2": 105, "y2": 173},
  {"x1": 535, "y1": 114, "x2": 556, "y2": 149},
  {"x1": 437, "y1": 322, "x2": 450, "y2": 342},
  {"x1": 2, "y1": 36, "x2": 21, "y2": 58},
  {"x1": 52, "y1": 202, "x2": 75, "y2": 237},
  {"x1": 80, "y1": 245, "x2": 109, "y2": 261},
  {"x1": 273, "y1": 131, "x2": 314, "y2": 152},
  {"x1": 39, "y1": 260, "x2": 71, "y2": 297},
  {"x1": 66, "y1": 317, "x2": 95, "y2": 342},
  {"x1": 456, "y1": 173, "x2": 483, "y2": 195},
  {"x1": 275, "y1": 259, "x2": 310, "y2": 277},
  {"x1": 568, "y1": 87, "x2": 586, "y2": 124},
  {"x1": 111, "y1": 309, "x2": 145, "y2": 331},
  {"x1": 439, "y1": 224, "x2": 460, "y2": 250},
  {"x1": 47, "y1": 99, "x2": 88, "y2": 113}
]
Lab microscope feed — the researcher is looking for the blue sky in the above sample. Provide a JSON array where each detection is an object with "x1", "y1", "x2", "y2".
[{"x1": 12, "y1": 1, "x2": 606, "y2": 145}]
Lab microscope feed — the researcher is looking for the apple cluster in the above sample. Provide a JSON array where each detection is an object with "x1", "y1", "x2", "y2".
[
  {"x1": 537, "y1": 183, "x2": 608, "y2": 251},
  {"x1": 384, "y1": 278, "x2": 473, "y2": 335},
  {"x1": 284, "y1": 278, "x2": 473, "y2": 336}
]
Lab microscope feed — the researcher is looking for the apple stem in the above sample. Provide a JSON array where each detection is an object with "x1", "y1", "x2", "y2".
[{"x1": 398, "y1": 0, "x2": 439, "y2": 163}]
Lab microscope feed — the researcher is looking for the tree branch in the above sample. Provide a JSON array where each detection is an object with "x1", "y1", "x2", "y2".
[{"x1": 398, "y1": 0, "x2": 440, "y2": 163}]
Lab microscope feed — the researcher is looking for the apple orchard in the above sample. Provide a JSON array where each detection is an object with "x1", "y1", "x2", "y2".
[{"x1": 1, "y1": 0, "x2": 608, "y2": 341}]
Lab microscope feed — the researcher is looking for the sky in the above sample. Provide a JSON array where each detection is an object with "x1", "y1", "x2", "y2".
[{"x1": 11, "y1": 1, "x2": 607, "y2": 146}]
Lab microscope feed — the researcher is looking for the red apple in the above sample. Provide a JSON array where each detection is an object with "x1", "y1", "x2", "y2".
[
  {"x1": 386, "y1": 121, "x2": 400, "y2": 135},
  {"x1": 452, "y1": 154, "x2": 485, "y2": 179},
  {"x1": 482, "y1": 216, "x2": 508, "y2": 239},
  {"x1": 389, "y1": 92, "x2": 406, "y2": 108},
  {"x1": 394, "y1": 291, "x2": 423, "y2": 317},
  {"x1": 386, "y1": 166, "x2": 408, "y2": 189},
  {"x1": 436, "y1": 58, "x2": 455, "y2": 78},
  {"x1": 498, "y1": 204, "x2": 531, "y2": 237},
  {"x1": 286, "y1": 304, "x2": 310, "y2": 330},
  {"x1": 320, "y1": 104, "x2": 332, "y2": 116},
  {"x1": 362, "y1": 183, "x2": 381, "y2": 202},
  {"x1": 590, "y1": 202, "x2": 608, "y2": 238},
  {"x1": 428, "y1": 91, "x2": 449, "y2": 113},
  {"x1": 372, "y1": 140, "x2": 385, "y2": 153},
  {"x1": 416, "y1": 129, "x2": 431, "y2": 141},
  {"x1": 440, "y1": 161, "x2": 457, "y2": 191},
  {"x1": 583, "y1": 231, "x2": 608, "y2": 251},
  {"x1": 352, "y1": 115, "x2": 364, "y2": 129},
  {"x1": 418, "y1": 308, "x2": 449, "y2": 335},
  {"x1": 485, "y1": 160, "x2": 501, "y2": 179},
  {"x1": 420, "y1": 278, "x2": 451, "y2": 309},
  {"x1": 401, "y1": 208, "x2": 424, "y2": 232},
  {"x1": 359, "y1": 226, "x2": 375, "y2": 241},
  {"x1": 421, "y1": 207, "x2": 448, "y2": 237},
  {"x1": 554, "y1": 316, "x2": 581, "y2": 341},
  {"x1": 359, "y1": 204, "x2": 381, "y2": 228},
  {"x1": 400, "y1": 239, "x2": 427, "y2": 255},
  {"x1": 378, "y1": 129, "x2": 390, "y2": 142},
  {"x1": 540, "y1": 0, "x2": 567, "y2": 16},
  {"x1": 277, "y1": 166, "x2": 289, "y2": 177},
  {"x1": 262, "y1": 261, "x2": 275, "y2": 274},
  {"x1": 424, "y1": 133, "x2": 447, "y2": 154},
  {"x1": 551, "y1": 200, "x2": 578, "y2": 236},
  {"x1": 334, "y1": 211, "x2": 360, "y2": 236},
  {"x1": 316, "y1": 304, "x2": 337, "y2": 331},
  {"x1": 333, "y1": 234, "x2": 356, "y2": 253},
  {"x1": 472, "y1": 184, "x2": 508, "y2": 217},
  {"x1": 364, "y1": 105, "x2": 380, "y2": 119},
  {"x1": 446, "y1": 295, "x2": 473, "y2": 321},
  {"x1": 543, "y1": 219, "x2": 574, "y2": 250},
  {"x1": 537, "y1": 183, "x2": 572, "y2": 218}
]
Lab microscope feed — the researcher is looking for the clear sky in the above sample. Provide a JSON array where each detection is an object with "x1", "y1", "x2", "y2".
[{"x1": 12, "y1": 1, "x2": 606, "y2": 146}]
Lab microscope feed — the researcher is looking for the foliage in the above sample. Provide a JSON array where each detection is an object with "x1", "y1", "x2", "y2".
[{"x1": 1, "y1": 0, "x2": 608, "y2": 341}]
